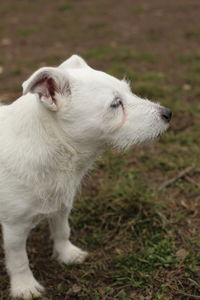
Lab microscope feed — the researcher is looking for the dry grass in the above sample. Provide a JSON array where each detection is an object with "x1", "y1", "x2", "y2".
[{"x1": 0, "y1": 0, "x2": 200, "y2": 299}]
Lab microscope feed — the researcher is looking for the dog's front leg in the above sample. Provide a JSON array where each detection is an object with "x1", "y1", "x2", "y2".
[
  {"x1": 2, "y1": 222, "x2": 44, "y2": 299},
  {"x1": 49, "y1": 209, "x2": 88, "y2": 264}
]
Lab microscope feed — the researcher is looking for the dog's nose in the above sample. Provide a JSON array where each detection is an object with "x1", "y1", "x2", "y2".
[{"x1": 160, "y1": 107, "x2": 172, "y2": 122}]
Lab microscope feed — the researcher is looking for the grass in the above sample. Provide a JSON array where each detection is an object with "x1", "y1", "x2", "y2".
[
  {"x1": 83, "y1": 46, "x2": 156, "y2": 64},
  {"x1": 2, "y1": 62, "x2": 200, "y2": 297},
  {"x1": 1, "y1": 51, "x2": 200, "y2": 298},
  {"x1": 0, "y1": 1, "x2": 200, "y2": 299},
  {"x1": 18, "y1": 27, "x2": 38, "y2": 37},
  {"x1": 132, "y1": 7, "x2": 145, "y2": 15},
  {"x1": 57, "y1": 3, "x2": 73, "y2": 11}
]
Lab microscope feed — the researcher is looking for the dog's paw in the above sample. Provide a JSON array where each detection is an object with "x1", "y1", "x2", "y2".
[
  {"x1": 11, "y1": 276, "x2": 44, "y2": 299},
  {"x1": 55, "y1": 241, "x2": 88, "y2": 265}
]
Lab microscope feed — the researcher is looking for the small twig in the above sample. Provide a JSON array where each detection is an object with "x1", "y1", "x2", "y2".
[
  {"x1": 188, "y1": 278, "x2": 200, "y2": 290},
  {"x1": 158, "y1": 165, "x2": 194, "y2": 191},
  {"x1": 185, "y1": 175, "x2": 200, "y2": 188},
  {"x1": 175, "y1": 290, "x2": 200, "y2": 299}
]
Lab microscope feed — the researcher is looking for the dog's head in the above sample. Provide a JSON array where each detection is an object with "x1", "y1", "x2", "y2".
[{"x1": 23, "y1": 55, "x2": 171, "y2": 150}]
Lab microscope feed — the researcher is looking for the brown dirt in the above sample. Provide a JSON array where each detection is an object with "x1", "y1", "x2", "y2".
[{"x1": 0, "y1": 0, "x2": 200, "y2": 299}]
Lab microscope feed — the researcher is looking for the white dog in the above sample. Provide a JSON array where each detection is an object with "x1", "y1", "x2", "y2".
[{"x1": 0, "y1": 55, "x2": 172, "y2": 299}]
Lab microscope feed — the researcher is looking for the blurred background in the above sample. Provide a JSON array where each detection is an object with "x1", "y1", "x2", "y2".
[{"x1": 0, "y1": 0, "x2": 200, "y2": 299}]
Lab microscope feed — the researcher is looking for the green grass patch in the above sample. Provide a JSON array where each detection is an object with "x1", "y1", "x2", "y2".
[
  {"x1": 18, "y1": 27, "x2": 38, "y2": 37},
  {"x1": 180, "y1": 53, "x2": 200, "y2": 64},
  {"x1": 83, "y1": 46, "x2": 156, "y2": 64},
  {"x1": 112, "y1": 237, "x2": 176, "y2": 286},
  {"x1": 57, "y1": 3, "x2": 72, "y2": 11},
  {"x1": 132, "y1": 7, "x2": 145, "y2": 15}
]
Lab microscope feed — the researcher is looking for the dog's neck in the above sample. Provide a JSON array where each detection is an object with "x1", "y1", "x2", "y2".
[
  {"x1": 12, "y1": 94, "x2": 102, "y2": 176},
  {"x1": 0, "y1": 94, "x2": 102, "y2": 212}
]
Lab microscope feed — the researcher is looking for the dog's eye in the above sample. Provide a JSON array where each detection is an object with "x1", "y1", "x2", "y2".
[{"x1": 110, "y1": 97, "x2": 122, "y2": 108}]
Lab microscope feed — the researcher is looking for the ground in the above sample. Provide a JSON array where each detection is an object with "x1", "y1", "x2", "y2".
[{"x1": 0, "y1": 0, "x2": 200, "y2": 299}]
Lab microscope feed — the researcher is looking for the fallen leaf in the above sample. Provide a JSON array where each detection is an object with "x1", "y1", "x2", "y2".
[
  {"x1": 115, "y1": 248, "x2": 124, "y2": 255},
  {"x1": 176, "y1": 248, "x2": 188, "y2": 261},
  {"x1": 182, "y1": 83, "x2": 191, "y2": 91},
  {"x1": 1, "y1": 38, "x2": 12, "y2": 46},
  {"x1": 72, "y1": 284, "x2": 82, "y2": 293}
]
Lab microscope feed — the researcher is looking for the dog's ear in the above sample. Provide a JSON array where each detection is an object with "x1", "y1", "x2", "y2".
[
  {"x1": 59, "y1": 55, "x2": 88, "y2": 69},
  {"x1": 22, "y1": 67, "x2": 70, "y2": 111}
]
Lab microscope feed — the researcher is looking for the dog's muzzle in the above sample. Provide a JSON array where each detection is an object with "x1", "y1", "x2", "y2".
[{"x1": 160, "y1": 107, "x2": 172, "y2": 123}]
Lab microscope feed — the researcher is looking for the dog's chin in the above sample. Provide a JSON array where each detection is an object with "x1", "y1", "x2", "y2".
[
  {"x1": 155, "y1": 123, "x2": 170, "y2": 139},
  {"x1": 160, "y1": 122, "x2": 170, "y2": 135},
  {"x1": 112, "y1": 127, "x2": 169, "y2": 151},
  {"x1": 134, "y1": 124, "x2": 170, "y2": 147}
]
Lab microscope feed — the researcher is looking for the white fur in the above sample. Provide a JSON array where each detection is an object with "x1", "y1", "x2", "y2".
[{"x1": 0, "y1": 55, "x2": 170, "y2": 298}]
